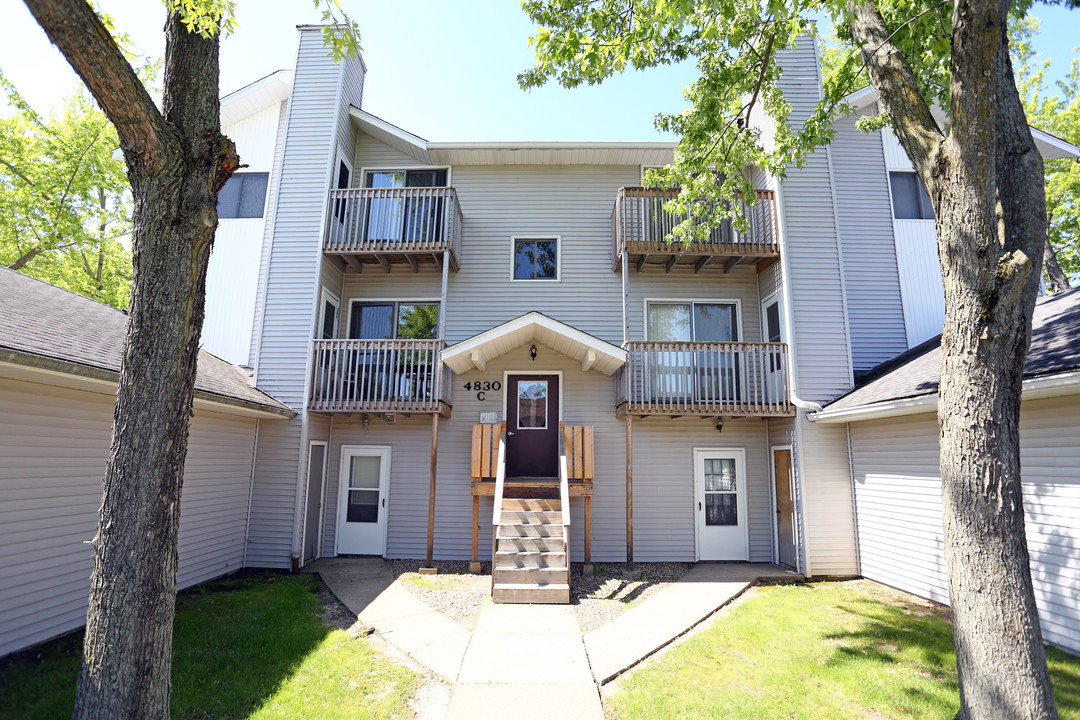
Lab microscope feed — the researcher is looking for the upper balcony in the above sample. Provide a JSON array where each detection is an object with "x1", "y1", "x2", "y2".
[
  {"x1": 323, "y1": 187, "x2": 462, "y2": 273},
  {"x1": 612, "y1": 187, "x2": 780, "y2": 273}
]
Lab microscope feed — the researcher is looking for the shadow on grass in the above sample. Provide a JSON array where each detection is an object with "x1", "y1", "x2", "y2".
[{"x1": 0, "y1": 572, "x2": 333, "y2": 720}]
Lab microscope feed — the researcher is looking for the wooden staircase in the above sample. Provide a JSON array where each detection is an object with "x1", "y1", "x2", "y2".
[{"x1": 492, "y1": 497, "x2": 570, "y2": 603}]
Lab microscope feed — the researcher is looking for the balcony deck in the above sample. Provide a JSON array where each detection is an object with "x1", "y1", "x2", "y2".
[
  {"x1": 308, "y1": 339, "x2": 452, "y2": 415},
  {"x1": 323, "y1": 187, "x2": 462, "y2": 273},
  {"x1": 612, "y1": 187, "x2": 780, "y2": 273},
  {"x1": 616, "y1": 341, "x2": 793, "y2": 417}
]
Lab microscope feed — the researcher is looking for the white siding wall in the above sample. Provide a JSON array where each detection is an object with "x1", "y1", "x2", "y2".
[
  {"x1": 849, "y1": 397, "x2": 1080, "y2": 654},
  {"x1": 771, "y1": 36, "x2": 858, "y2": 576},
  {"x1": 203, "y1": 101, "x2": 286, "y2": 366},
  {"x1": 0, "y1": 378, "x2": 259, "y2": 657},
  {"x1": 830, "y1": 105, "x2": 907, "y2": 374},
  {"x1": 894, "y1": 220, "x2": 944, "y2": 346},
  {"x1": 248, "y1": 31, "x2": 364, "y2": 568}
]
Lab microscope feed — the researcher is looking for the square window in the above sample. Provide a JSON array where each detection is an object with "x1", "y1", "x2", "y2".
[
  {"x1": 513, "y1": 238, "x2": 559, "y2": 281},
  {"x1": 889, "y1": 172, "x2": 934, "y2": 220},
  {"x1": 218, "y1": 173, "x2": 269, "y2": 219}
]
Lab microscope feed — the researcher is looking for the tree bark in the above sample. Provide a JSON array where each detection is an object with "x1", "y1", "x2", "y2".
[
  {"x1": 1043, "y1": 233, "x2": 1071, "y2": 292},
  {"x1": 22, "y1": 2, "x2": 237, "y2": 718},
  {"x1": 851, "y1": 1, "x2": 1058, "y2": 718}
]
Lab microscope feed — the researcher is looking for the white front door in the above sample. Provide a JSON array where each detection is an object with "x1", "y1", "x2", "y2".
[
  {"x1": 694, "y1": 449, "x2": 749, "y2": 561},
  {"x1": 336, "y1": 446, "x2": 390, "y2": 555}
]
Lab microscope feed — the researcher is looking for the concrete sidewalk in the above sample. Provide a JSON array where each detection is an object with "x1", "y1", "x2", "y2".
[{"x1": 309, "y1": 559, "x2": 801, "y2": 719}]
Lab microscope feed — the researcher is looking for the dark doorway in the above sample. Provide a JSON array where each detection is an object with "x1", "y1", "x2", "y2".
[{"x1": 506, "y1": 374, "x2": 560, "y2": 478}]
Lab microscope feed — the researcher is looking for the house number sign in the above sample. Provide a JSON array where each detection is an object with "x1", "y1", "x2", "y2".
[{"x1": 464, "y1": 380, "x2": 501, "y2": 401}]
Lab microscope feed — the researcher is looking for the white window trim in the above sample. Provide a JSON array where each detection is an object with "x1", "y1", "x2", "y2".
[
  {"x1": 357, "y1": 165, "x2": 453, "y2": 189},
  {"x1": 317, "y1": 287, "x2": 341, "y2": 339},
  {"x1": 502, "y1": 370, "x2": 565, "y2": 426},
  {"x1": 760, "y1": 291, "x2": 785, "y2": 344},
  {"x1": 509, "y1": 235, "x2": 562, "y2": 284},
  {"x1": 334, "y1": 444, "x2": 392, "y2": 557},
  {"x1": 692, "y1": 447, "x2": 749, "y2": 562},
  {"x1": 334, "y1": 147, "x2": 353, "y2": 189},
  {"x1": 344, "y1": 298, "x2": 440, "y2": 340},
  {"x1": 642, "y1": 298, "x2": 744, "y2": 341}
]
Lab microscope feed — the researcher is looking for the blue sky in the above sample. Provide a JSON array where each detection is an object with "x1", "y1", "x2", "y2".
[{"x1": 1, "y1": 0, "x2": 1076, "y2": 142}]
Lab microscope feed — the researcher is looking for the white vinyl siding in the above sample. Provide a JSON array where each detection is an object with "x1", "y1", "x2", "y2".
[
  {"x1": 0, "y1": 378, "x2": 259, "y2": 657},
  {"x1": 829, "y1": 104, "x2": 907, "y2": 374},
  {"x1": 849, "y1": 396, "x2": 1080, "y2": 654},
  {"x1": 894, "y1": 219, "x2": 944, "y2": 347}
]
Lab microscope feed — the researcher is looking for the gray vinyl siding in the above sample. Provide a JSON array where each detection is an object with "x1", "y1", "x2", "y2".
[
  {"x1": 757, "y1": 261, "x2": 782, "y2": 301},
  {"x1": 353, "y1": 132, "x2": 430, "y2": 177},
  {"x1": 830, "y1": 104, "x2": 907, "y2": 375},
  {"x1": 849, "y1": 396, "x2": 1080, "y2": 654},
  {"x1": 0, "y1": 378, "x2": 258, "y2": 657},
  {"x1": 626, "y1": 264, "x2": 763, "y2": 342},
  {"x1": 248, "y1": 100, "x2": 289, "y2": 367},
  {"x1": 768, "y1": 36, "x2": 857, "y2": 576},
  {"x1": 248, "y1": 31, "x2": 363, "y2": 568}
]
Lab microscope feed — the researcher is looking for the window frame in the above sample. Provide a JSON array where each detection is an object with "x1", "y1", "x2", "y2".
[
  {"x1": 357, "y1": 166, "x2": 453, "y2": 189},
  {"x1": 643, "y1": 299, "x2": 743, "y2": 342},
  {"x1": 509, "y1": 235, "x2": 562, "y2": 283},
  {"x1": 888, "y1": 171, "x2": 935, "y2": 221},
  {"x1": 218, "y1": 172, "x2": 270, "y2": 219},
  {"x1": 345, "y1": 298, "x2": 441, "y2": 341},
  {"x1": 316, "y1": 287, "x2": 341, "y2": 340}
]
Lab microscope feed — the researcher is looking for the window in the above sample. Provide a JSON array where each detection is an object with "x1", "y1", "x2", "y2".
[
  {"x1": 647, "y1": 302, "x2": 739, "y2": 342},
  {"x1": 317, "y1": 290, "x2": 340, "y2": 339},
  {"x1": 889, "y1": 172, "x2": 935, "y2": 220},
  {"x1": 646, "y1": 301, "x2": 742, "y2": 402},
  {"x1": 363, "y1": 169, "x2": 449, "y2": 243},
  {"x1": 512, "y1": 237, "x2": 559, "y2": 281},
  {"x1": 348, "y1": 301, "x2": 439, "y2": 340},
  {"x1": 218, "y1": 173, "x2": 269, "y2": 219}
]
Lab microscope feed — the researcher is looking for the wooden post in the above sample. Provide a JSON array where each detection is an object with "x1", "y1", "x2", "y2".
[
  {"x1": 420, "y1": 412, "x2": 439, "y2": 574},
  {"x1": 470, "y1": 495, "x2": 480, "y2": 573},
  {"x1": 583, "y1": 494, "x2": 593, "y2": 574},
  {"x1": 626, "y1": 413, "x2": 633, "y2": 566}
]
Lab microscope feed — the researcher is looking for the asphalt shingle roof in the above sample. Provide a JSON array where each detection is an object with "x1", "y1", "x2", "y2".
[
  {"x1": 0, "y1": 267, "x2": 291, "y2": 414},
  {"x1": 825, "y1": 286, "x2": 1080, "y2": 412}
]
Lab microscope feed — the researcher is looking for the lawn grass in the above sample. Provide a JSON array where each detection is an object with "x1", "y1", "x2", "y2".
[
  {"x1": 609, "y1": 580, "x2": 1080, "y2": 720},
  {"x1": 0, "y1": 573, "x2": 418, "y2": 720}
]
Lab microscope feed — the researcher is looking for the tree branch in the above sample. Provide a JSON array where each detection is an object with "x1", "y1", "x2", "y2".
[
  {"x1": 22, "y1": 0, "x2": 171, "y2": 171},
  {"x1": 848, "y1": 1, "x2": 943, "y2": 180}
]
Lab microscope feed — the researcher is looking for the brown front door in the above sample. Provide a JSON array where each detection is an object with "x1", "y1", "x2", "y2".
[
  {"x1": 506, "y1": 374, "x2": 559, "y2": 478},
  {"x1": 773, "y1": 448, "x2": 797, "y2": 569}
]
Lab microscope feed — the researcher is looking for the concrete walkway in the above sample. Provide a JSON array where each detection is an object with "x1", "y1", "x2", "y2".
[{"x1": 309, "y1": 559, "x2": 801, "y2": 719}]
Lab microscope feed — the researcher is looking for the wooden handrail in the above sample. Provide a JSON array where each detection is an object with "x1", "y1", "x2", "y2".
[
  {"x1": 324, "y1": 186, "x2": 462, "y2": 263},
  {"x1": 612, "y1": 187, "x2": 779, "y2": 263},
  {"x1": 308, "y1": 338, "x2": 446, "y2": 412},
  {"x1": 617, "y1": 341, "x2": 792, "y2": 416}
]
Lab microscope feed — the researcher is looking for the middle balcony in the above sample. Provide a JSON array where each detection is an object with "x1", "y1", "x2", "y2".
[{"x1": 323, "y1": 187, "x2": 462, "y2": 273}]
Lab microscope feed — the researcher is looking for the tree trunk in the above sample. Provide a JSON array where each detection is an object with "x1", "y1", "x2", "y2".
[
  {"x1": 21, "y1": 2, "x2": 237, "y2": 718},
  {"x1": 1043, "y1": 234, "x2": 1071, "y2": 292},
  {"x1": 850, "y1": 0, "x2": 1058, "y2": 718}
]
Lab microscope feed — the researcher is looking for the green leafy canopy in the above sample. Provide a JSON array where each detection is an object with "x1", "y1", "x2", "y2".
[{"x1": 518, "y1": 0, "x2": 972, "y2": 242}]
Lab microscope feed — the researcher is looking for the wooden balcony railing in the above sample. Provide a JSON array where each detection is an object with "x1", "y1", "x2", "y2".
[
  {"x1": 612, "y1": 187, "x2": 780, "y2": 271},
  {"x1": 323, "y1": 187, "x2": 462, "y2": 270},
  {"x1": 616, "y1": 341, "x2": 792, "y2": 417},
  {"x1": 308, "y1": 339, "x2": 451, "y2": 414}
]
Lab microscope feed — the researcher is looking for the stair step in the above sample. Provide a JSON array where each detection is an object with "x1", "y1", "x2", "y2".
[
  {"x1": 492, "y1": 583, "x2": 570, "y2": 604},
  {"x1": 500, "y1": 510, "x2": 563, "y2": 525},
  {"x1": 493, "y1": 566, "x2": 570, "y2": 585},
  {"x1": 501, "y1": 498, "x2": 561, "y2": 512},
  {"x1": 494, "y1": 550, "x2": 567, "y2": 569},
  {"x1": 498, "y1": 523, "x2": 563, "y2": 539},
  {"x1": 497, "y1": 537, "x2": 565, "y2": 553}
]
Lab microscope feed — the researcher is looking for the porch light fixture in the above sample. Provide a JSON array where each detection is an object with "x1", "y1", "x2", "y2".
[
  {"x1": 714, "y1": 419, "x2": 724, "y2": 433},
  {"x1": 530, "y1": 344, "x2": 537, "y2": 361}
]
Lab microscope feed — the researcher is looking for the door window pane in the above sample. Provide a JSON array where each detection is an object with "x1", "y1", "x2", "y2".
[
  {"x1": 518, "y1": 381, "x2": 548, "y2": 429},
  {"x1": 648, "y1": 304, "x2": 691, "y2": 341},
  {"x1": 396, "y1": 303, "x2": 439, "y2": 339},
  {"x1": 320, "y1": 300, "x2": 337, "y2": 339},
  {"x1": 765, "y1": 301, "x2": 782, "y2": 342},
  {"x1": 346, "y1": 455, "x2": 381, "y2": 524},
  {"x1": 704, "y1": 457, "x2": 737, "y2": 526},
  {"x1": 350, "y1": 303, "x2": 395, "y2": 339},
  {"x1": 513, "y1": 239, "x2": 558, "y2": 280}
]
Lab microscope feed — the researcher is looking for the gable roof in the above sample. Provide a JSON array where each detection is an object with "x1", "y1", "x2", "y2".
[
  {"x1": 814, "y1": 286, "x2": 1080, "y2": 422},
  {"x1": 441, "y1": 312, "x2": 626, "y2": 376},
  {"x1": 221, "y1": 69, "x2": 291, "y2": 128},
  {"x1": 0, "y1": 268, "x2": 293, "y2": 418}
]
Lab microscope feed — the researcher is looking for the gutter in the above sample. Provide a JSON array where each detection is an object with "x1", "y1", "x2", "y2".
[
  {"x1": 809, "y1": 368, "x2": 1080, "y2": 424},
  {"x1": 0, "y1": 350, "x2": 296, "y2": 420}
]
